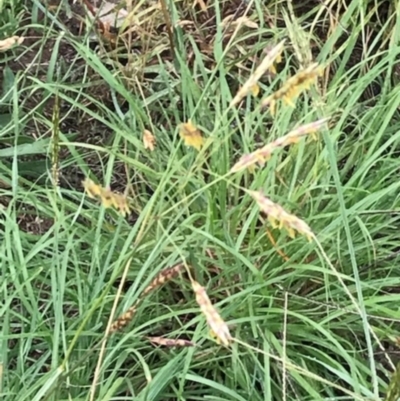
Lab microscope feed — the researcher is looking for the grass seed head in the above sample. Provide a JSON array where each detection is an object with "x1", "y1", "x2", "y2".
[
  {"x1": 82, "y1": 178, "x2": 102, "y2": 198},
  {"x1": 261, "y1": 63, "x2": 322, "y2": 113},
  {"x1": 142, "y1": 263, "x2": 185, "y2": 297},
  {"x1": 82, "y1": 178, "x2": 130, "y2": 217},
  {"x1": 230, "y1": 118, "x2": 328, "y2": 173},
  {"x1": 147, "y1": 336, "x2": 196, "y2": 347},
  {"x1": 143, "y1": 129, "x2": 156, "y2": 151},
  {"x1": 191, "y1": 280, "x2": 232, "y2": 346},
  {"x1": 230, "y1": 149, "x2": 269, "y2": 173},
  {"x1": 110, "y1": 304, "x2": 138, "y2": 333},
  {"x1": 179, "y1": 120, "x2": 205, "y2": 150},
  {"x1": 109, "y1": 193, "x2": 131, "y2": 217},
  {"x1": 248, "y1": 190, "x2": 314, "y2": 241},
  {"x1": 230, "y1": 40, "x2": 285, "y2": 107},
  {"x1": 285, "y1": 118, "x2": 329, "y2": 140}
]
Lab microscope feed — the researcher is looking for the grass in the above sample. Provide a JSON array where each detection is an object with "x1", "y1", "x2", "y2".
[{"x1": 1, "y1": 0, "x2": 400, "y2": 400}]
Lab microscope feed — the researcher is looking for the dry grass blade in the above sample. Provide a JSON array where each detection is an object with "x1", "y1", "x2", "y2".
[
  {"x1": 230, "y1": 39, "x2": 285, "y2": 107},
  {"x1": 147, "y1": 336, "x2": 196, "y2": 347},
  {"x1": 193, "y1": 0, "x2": 208, "y2": 12},
  {"x1": 261, "y1": 63, "x2": 323, "y2": 114},
  {"x1": 159, "y1": 0, "x2": 175, "y2": 56},
  {"x1": 248, "y1": 190, "x2": 314, "y2": 241},
  {"x1": 191, "y1": 280, "x2": 232, "y2": 346},
  {"x1": 230, "y1": 118, "x2": 329, "y2": 173}
]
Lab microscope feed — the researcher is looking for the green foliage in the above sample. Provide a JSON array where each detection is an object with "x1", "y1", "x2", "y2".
[{"x1": 1, "y1": 0, "x2": 400, "y2": 400}]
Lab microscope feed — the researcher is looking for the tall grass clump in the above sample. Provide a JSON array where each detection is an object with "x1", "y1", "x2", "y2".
[{"x1": 1, "y1": 1, "x2": 400, "y2": 401}]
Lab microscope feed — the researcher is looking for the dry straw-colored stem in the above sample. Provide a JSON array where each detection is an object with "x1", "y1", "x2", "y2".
[
  {"x1": 192, "y1": 280, "x2": 232, "y2": 346},
  {"x1": 230, "y1": 118, "x2": 329, "y2": 173},
  {"x1": 248, "y1": 190, "x2": 314, "y2": 241},
  {"x1": 230, "y1": 40, "x2": 285, "y2": 107}
]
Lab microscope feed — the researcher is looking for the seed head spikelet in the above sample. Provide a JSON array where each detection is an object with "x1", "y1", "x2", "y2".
[
  {"x1": 109, "y1": 263, "x2": 185, "y2": 333},
  {"x1": 230, "y1": 40, "x2": 285, "y2": 107},
  {"x1": 110, "y1": 304, "x2": 138, "y2": 333},
  {"x1": 261, "y1": 63, "x2": 322, "y2": 114},
  {"x1": 82, "y1": 178, "x2": 130, "y2": 216},
  {"x1": 142, "y1": 263, "x2": 185, "y2": 297},
  {"x1": 143, "y1": 129, "x2": 156, "y2": 151},
  {"x1": 179, "y1": 121, "x2": 204, "y2": 150},
  {"x1": 230, "y1": 118, "x2": 328, "y2": 173},
  {"x1": 248, "y1": 190, "x2": 314, "y2": 241},
  {"x1": 147, "y1": 336, "x2": 196, "y2": 347},
  {"x1": 192, "y1": 280, "x2": 232, "y2": 346}
]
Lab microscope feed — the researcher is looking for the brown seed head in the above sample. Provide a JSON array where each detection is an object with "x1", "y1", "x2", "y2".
[
  {"x1": 142, "y1": 263, "x2": 185, "y2": 297},
  {"x1": 110, "y1": 304, "x2": 138, "y2": 333}
]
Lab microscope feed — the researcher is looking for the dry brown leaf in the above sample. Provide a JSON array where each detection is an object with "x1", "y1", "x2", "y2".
[
  {"x1": 0, "y1": 36, "x2": 24, "y2": 51},
  {"x1": 143, "y1": 130, "x2": 156, "y2": 151},
  {"x1": 179, "y1": 121, "x2": 204, "y2": 151}
]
